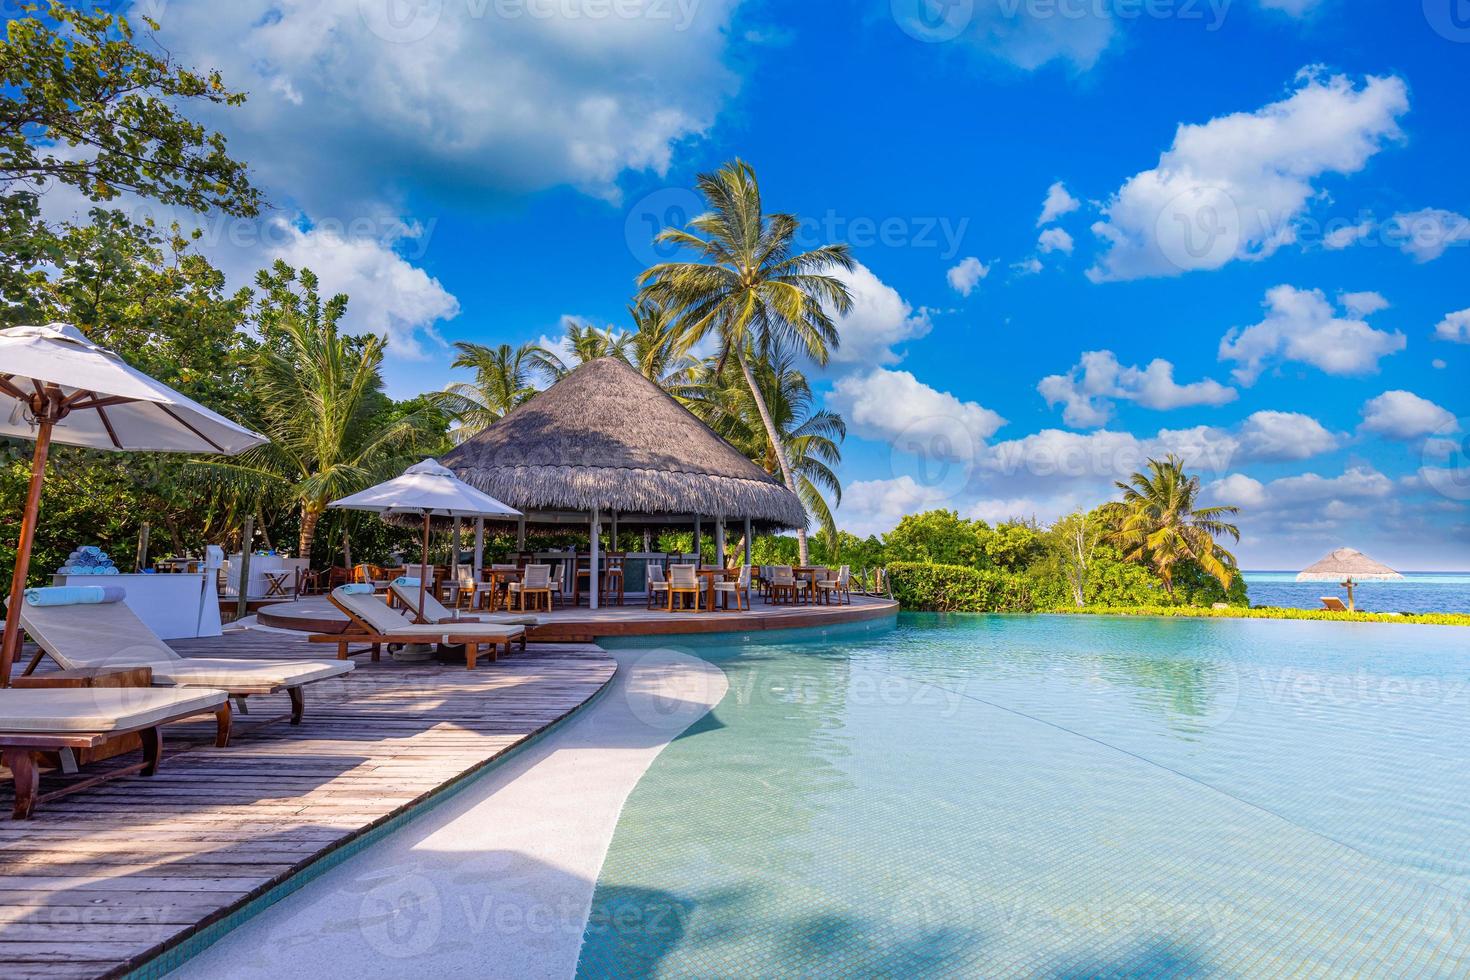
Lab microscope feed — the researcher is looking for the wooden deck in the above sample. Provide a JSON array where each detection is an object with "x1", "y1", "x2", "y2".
[
  {"x1": 0, "y1": 631, "x2": 615, "y2": 979},
  {"x1": 258, "y1": 592, "x2": 899, "y2": 641}
]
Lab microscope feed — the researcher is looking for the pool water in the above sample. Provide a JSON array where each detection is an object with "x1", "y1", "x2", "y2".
[{"x1": 578, "y1": 613, "x2": 1470, "y2": 977}]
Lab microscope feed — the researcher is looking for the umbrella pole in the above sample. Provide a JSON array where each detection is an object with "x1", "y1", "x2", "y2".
[
  {"x1": 1345, "y1": 578, "x2": 1356, "y2": 613},
  {"x1": 2, "y1": 416, "x2": 55, "y2": 688},
  {"x1": 418, "y1": 512, "x2": 430, "y2": 623}
]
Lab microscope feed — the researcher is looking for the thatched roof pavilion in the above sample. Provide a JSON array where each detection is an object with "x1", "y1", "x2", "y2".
[{"x1": 441, "y1": 357, "x2": 805, "y2": 532}]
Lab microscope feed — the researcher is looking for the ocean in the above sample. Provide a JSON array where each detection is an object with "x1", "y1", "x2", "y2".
[{"x1": 1242, "y1": 571, "x2": 1470, "y2": 615}]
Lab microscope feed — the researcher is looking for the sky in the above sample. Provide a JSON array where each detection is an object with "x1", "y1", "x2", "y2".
[{"x1": 47, "y1": 0, "x2": 1470, "y2": 568}]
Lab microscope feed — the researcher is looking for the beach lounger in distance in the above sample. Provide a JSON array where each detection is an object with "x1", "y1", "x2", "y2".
[{"x1": 318, "y1": 585, "x2": 526, "y2": 669}]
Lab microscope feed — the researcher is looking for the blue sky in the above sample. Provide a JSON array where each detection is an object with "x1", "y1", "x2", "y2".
[{"x1": 74, "y1": 0, "x2": 1470, "y2": 567}]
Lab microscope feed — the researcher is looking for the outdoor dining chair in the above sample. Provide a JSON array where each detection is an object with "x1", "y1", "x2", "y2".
[
  {"x1": 510, "y1": 564, "x2": 553, "y2": 612},
  {"x1": 646, "y1": 563, "x2": 670, "y2": 609},
  {"x1": 714, "y1": 564, "x2": 753, "y2": 611},
  {"x1": 667, "y1": 564, "x2": 701, "y2": 612}
]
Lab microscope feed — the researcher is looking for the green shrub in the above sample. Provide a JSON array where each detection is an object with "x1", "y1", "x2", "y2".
[{"x1": 888, "y1": 562, "x2": 1035, "y2": 612}]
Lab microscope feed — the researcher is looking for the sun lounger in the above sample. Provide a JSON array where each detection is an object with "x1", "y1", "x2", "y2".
[
  {"x1": 1320, "y1": 597, "x2": 1349, "y2": 612},
  {"x1": 13, "y1": 588, "x2": 354, "y2": 724},
  {"x1": 320, "y1": 586, "x2": 526, "y2": 669},
  {"x1": 387, "y1": 578, "x2": 541, "y2": 628},
  {"x1": 0, "y1": 686, "x2": 230, "y2": 818}
]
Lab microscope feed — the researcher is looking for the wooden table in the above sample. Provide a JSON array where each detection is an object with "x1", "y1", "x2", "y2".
[
  {"x1": 262, "y1": 569, "x2": 294, "y2": 598},
  {"x1": 695, "y1": 567, "x2": 732, "y2": 611},
  {"x1": 482, "y1": 568, "x2": 521, "y2": 611}
]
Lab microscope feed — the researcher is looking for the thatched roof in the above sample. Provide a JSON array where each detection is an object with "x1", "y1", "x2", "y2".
[
  {"x1": 1296, "y1": 547, "x2": 1404, "y2": 582},
  {"x1": 440, "y1": 357, "x2": 806, "y2": 530}
]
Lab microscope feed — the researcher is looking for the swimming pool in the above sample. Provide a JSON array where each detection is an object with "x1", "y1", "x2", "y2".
[{"x1": 578, "y1": 613, "x2": 1470, "y2": 977}]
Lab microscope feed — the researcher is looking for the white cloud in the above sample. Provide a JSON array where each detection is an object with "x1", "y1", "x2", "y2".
[
  {"x1": 1267, "y1": 466, "x2": 1396, "y2": 502},
  {"x1": 1256, "y1": 0, "x2": 1326, "y2": 16},
  {"x1": 1038, "y1": 227, "x2": 1075, "y2": 255},
  {"x1": 1203, "y1": 473, "x2": 1268, "y2": 509},
  {"x1": 1219, "y1": 285, "x2": 1407, "y2": 384},
  {"x1": 836, "y1": 476, "x2": 951, "y2": 538},
  {"x1": 255, "y1": 218, "x2": 459, "y2": 359},
  {"x1": 1433, "y1": 358, "x2": 1448, "y2": 369},
  {"x1": 1339, "y1": 291, "x2": 1389, "y2": 317},
  {"x1": 1088, "y1": 70, "x2": 1409, "y2": 282},
  {"x1": 893, "y1": 1, "x2": 1116, "y2": 72},
  {"x1": 829, "y1": 368, "x2": 1006, "y2": 446},
  {"x1": 1435, "y1": 309, "x2": 1470, "y2": 344},
  {"x1": 1038, "y1": 350, "x2": 1237, "y2": 427},
  {"x1": 1038, "y1": 181, "x2": 1081, "y2": 226},
  {"x1": 1323, "y1": 219, "x2": 1374, "y2": 250},
  {"x1": 150, "y1": 0, "x2": 740, "y2": 211},
  {"x1": 1388, "y1": 209, "x2": 1470, "y2": 263},
  {"x1": 1236, "y1": 410, "x2": 1337, "y2": 460},
  {"x1": 946, "y1": 256, "x2": 990, "y2": 297},
  {"x1": 827, "y1": 263, "x2": 932, "y2": 365},
  {"x1": 1012, "y1": 257, "x2": 1044, "y2": 276},
  {"x1": 1359, "y1": 391, "x2": 1458, "y2": 440}
]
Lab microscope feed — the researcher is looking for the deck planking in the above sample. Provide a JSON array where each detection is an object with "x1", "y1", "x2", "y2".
[{"x1": 0, "y1": 630, "x2": 615, "y2": 979}]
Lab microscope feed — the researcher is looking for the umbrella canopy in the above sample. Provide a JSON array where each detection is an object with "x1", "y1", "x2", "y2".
[
  {"x1": 1, "y1": 323, "x2": 267, "y2": 686},
  {"x1": 328, "y1": 460, "x2": 520, "y2": 622},
  {"x1": 0, "y1": 323, "x2": 266, "y2": 453},
  {"x1": 1296, "y1": 548, "x2": 1404, "y2": 583},
  {"x1": 328, "y1": 459, "x2": 520, "y2": 519}
]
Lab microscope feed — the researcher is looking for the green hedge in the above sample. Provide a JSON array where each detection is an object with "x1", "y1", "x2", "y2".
[
  {"x1": 887, "y1": 562, "x2": 1036, "y2": 612},
  {"x1": 1050, "y1": 606, "x2": 1470, "y2": 627}
]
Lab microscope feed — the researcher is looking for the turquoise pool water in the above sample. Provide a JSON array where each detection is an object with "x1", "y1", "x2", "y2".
[{"x1": 578, "y1": 613, "x2": 1470, "y2": 977}]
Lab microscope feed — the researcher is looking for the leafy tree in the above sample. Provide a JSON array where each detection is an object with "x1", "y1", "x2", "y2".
[
  {"x1": 684, "y1": 347, "x2": 845, "y2": 557},
  {"x1": 431, "y1": 341, "x2": 541, "y2": 443},
  {"x1": 637, "y1": 159, "x2": 854, "y2": 564},
  {"x1": 982, "y1": 520, "x2": 1046, "y2": 573},
  {"x1": 0, "y1": 3, "x2": 259, "y2": 319},
  {"x1": 627, "y1": 300, "x2": 695, "y2": 388},
  {"x1": 531, "y1": 321, "x2": 630, "y2": 379},
  {"x1": 206, "y1": 262, "x2": 442, "y2": 557},
  {"x1": 1106, "y1": 454, "x2": 1241, "y2": 595},
  {"x1": 883, "y1": 510, "x2": 987, "y2": 568}
]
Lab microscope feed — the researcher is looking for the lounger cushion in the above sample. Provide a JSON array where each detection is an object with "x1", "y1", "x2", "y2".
[
  {"x1": 18, "y1": 600, "x2": 179, "y2": 666},
  {"x1": 0, "y1": 687, "x2": 227, "y2": 733},
  {"x1": 384, "y1": 624, "x2": 524, "y2": 639},
  {"x1": 146, "y1": 658, "x2": 353, "y2": 688}
]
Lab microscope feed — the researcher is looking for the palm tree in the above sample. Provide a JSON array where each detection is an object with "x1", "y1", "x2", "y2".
[
  {"x1": 627, "y1": 300, "x2": 696, "y2": 389},
  {"x1": 431, "y1": 341, "x2": 540, "y2": 443},
  {"x1": 205, "y1": 263, "x2": 440, "y2": 557},
  {"x1": 531, "y1": 320, "x2": 631, "y2": 380},
  {"x1": 637, "y1": 159, "x2": 854, "y2": 563},
  {"x1": 1106, "y1": 454, "x2": 1241, "y2": 595},
  {"x1": 685, "y1": 348, "x2": 845, "y2": 558}
]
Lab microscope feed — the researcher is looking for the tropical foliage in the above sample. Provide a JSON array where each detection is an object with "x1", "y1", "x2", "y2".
[
  {"x1": 638, "y1": 159, "x2": 854, "y2": 563},
  {"x1": 431, "y1": 341, "x2": 543, "y2": 443},
  {"x1": 1105, "y1": 454, "x2": 1241, "y2": 594}
]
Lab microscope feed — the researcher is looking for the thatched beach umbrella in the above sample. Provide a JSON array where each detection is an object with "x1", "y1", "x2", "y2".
[
  {"x1": 0, "y1": 324, "x2": 266, "y2": 686},
  {"x1": 441, "y1": 357, "x2": 804, "y2": 607},
  {"x1": 1296, "y1": 547, "x2": 1403, "y2": 611}
]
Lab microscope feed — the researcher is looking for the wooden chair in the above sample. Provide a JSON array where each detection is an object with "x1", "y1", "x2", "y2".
[
  {"x1": 602, "y1": 553, "x2": 626, "y2": 606},
  {"x1": 646, "y1": 563, "x2": 670, "y2": 609},
  {"x1": 667, "y1": 564, "x2": 701, "y2": 612},
  {"x1": 816, "y1": 565, "x2": 852, "y2": 605},
  {"x1": 768, "y1": 565, "x2": 796, "y2": 605},
  {"x1": 548, "y1": 565, "x2": 566, "y2": 608},
  {"x1": 1320, "y1": 596, "x2": 1349, "y2": 612},
  {"x1": 715, "y1": 564, "x2": 752, "y2": 611},
  {"x1": 510, "y1": 564, "x2": 553, "y2": 612}
]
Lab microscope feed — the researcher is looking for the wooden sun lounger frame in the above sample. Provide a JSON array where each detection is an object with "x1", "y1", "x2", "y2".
[
  {"x1": 314, "y1": 593, "x2": 526, "y2": 669},
  {"x1": 1, "y1": 702, "x2": 232, "y2": 819}
]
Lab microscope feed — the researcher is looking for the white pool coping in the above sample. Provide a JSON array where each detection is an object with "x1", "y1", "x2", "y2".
[{"x1": 170, "y1": 644, "x2": 727, "y2": 979}]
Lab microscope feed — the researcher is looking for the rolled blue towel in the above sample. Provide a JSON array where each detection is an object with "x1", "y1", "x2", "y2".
[
  {"x1": 338, "y1": 584, "x2": 376, "y2": 595},
  {"x1": 25, "y1": 586, "x2": 126, "y2": 606},
  {"x1": 393, "y1": 577, "x2": 422, "y2": 587},
  {"x1": 99, "y1": 566, "x2": 119, "y2": 575},
  {"x1": 80, "y1": 546, "x2": 102, "y2": 557}
]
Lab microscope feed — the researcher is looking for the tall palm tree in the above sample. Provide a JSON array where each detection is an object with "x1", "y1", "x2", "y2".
[
  {"x1": 627, "y1": 300, "x2": 696, "y2": 389},
  {"x1": 204, "y1": 263, "x2": 440, "y2": 557},
  {"x1": 1106, "y1": 454, "x2": 1241, "y2": 595},
  {"x1": 432, "y1": 341, "x2": 540, "y2": 443},
  {"x1": 531, "y1": 320, "x2": 631, "y2": 380},
  {"x1": 637, "y1": 159, "x2": 854, "y2": 563},
  {"x1": 685, "y1": 348, "x2": 845, "y2": 557}
]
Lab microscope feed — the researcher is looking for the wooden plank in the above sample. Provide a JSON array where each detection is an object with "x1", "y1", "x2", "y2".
[{"x1": 2, "y1": 638, "x2": 615, "y2": 979}]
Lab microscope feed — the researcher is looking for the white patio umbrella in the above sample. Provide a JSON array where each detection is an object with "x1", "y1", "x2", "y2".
[
  {"x1": 328, "y1": 459, "x2": 520, "y2": 622},
  {"x1": 0, "y1": 323, "x2": 267, "y2": 685},
  {"x1": 1296, "y1": 547, "x2": 1403, "y2": 611}
]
